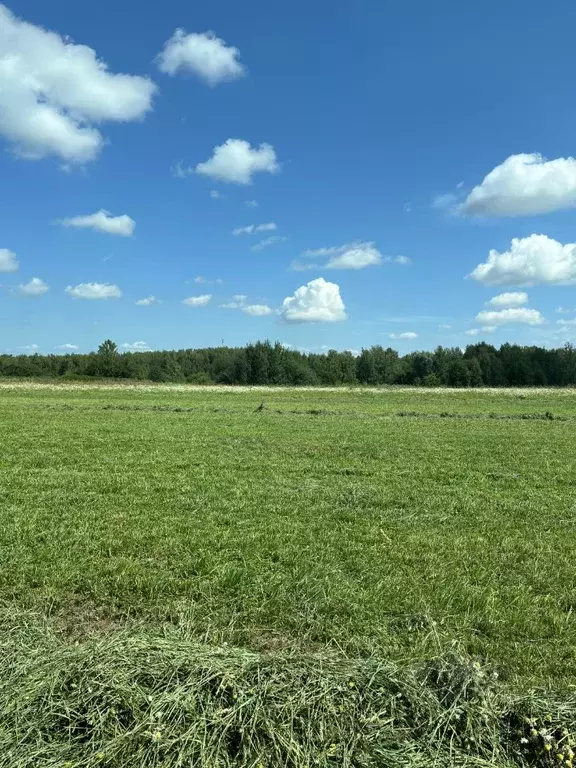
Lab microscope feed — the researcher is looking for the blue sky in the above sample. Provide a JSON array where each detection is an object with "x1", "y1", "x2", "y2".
[{"x1": 2, "y1": 0, "x2": 576, "y2": 355}]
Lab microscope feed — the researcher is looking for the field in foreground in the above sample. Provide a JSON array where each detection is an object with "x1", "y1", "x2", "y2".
[{"x1": 1, "y1": 382, "x2": 576, "y2": 767}]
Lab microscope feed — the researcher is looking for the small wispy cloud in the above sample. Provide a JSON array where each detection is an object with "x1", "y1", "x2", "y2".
[
  {"x1": 220, "y1": 294, "x2": 275, "y2": 316},
  {"x1": 220, "y1": 294, "x2": 248, "y2": 309},
  {"x1": 251, "y1": 235, "x2": 288, "y2": 252},
  {"x1": 431, "y1": 193, "x2": 459, "y2": 211},
  {"x1": 182, "y1": 294, "x2": 212, "y2": 306},
  {"x1": 465, "y1": 326, "x2": 497, "y2": 336},
  {"x1": 121, "y1": 341, "x2": 151, "y2": 352},
  {"x1": 172, "y1": 161, "x2": 193, "y2": 178},
  {"x1": 232, "y1": 222, "x2": 277, "y2": 236},
  {"x1": 388, "y1": 331, "x2": 418, "y2": 340},
  {"x1": 293, "y1": 241, "x2": 391, "y2": 270},
  {"x1": 193, "y1": 276, "x2": 223, "y2": 284},
  {"x1": 242, "y1": 303, "x2": 275, "y2": 316}
]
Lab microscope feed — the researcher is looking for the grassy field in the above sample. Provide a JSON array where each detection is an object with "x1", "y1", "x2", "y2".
[{"x1": 2, "y1": 381, "x2": 576, "y2": 766}]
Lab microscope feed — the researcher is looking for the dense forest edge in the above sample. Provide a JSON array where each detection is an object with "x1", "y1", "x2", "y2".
[{"x1": 3, "y1": 339, "x2": 576, "y2": 387}]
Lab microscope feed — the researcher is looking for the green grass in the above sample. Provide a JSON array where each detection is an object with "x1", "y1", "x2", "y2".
[{"x1": 1, "y1": 382, "x2": 576, "y2": 766}]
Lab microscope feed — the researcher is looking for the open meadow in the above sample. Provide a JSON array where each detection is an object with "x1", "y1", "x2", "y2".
[{"x1": 2, "y1": 381, "x2": 576, "y2": 767}]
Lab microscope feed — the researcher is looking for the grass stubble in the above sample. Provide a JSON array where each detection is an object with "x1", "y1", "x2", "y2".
[{"x1": 1, "y1": 381, "x2": 576, "y2": 766}]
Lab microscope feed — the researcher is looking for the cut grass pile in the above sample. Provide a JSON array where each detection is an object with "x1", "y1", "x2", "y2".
[
  {"x1": 3, "y1": 609, "x2": 576, "y2": 768},
  {"x1": 1, "y1": 382, "x2": 576, "y2": 765}
]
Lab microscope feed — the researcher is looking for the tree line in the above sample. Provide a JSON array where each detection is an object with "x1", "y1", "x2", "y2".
[{"x1": 2, "y1": 339, "x2": 576, "y2": 387}]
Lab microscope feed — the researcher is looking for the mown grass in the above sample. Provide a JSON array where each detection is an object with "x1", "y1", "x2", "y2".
[{"x1": 1, "y1": 382, "x2": 576, "y2": 766}]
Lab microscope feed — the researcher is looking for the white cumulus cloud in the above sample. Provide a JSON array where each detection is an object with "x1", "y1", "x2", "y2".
[
  {"x1": 19, "y1": 277, "x2": 48, "y2": 296},
  {"x1": 135, "y1": 296, "x2": 160, "y2": 306},
  {"x1": 0, "y1": 4, "x2": 155, "y2": 164},
  {"x1": 57, "y1": 343, "x2": 79, "y2": 351},
  {"x1": 461, "y1": 153, "x2": 576, "y2": 216},
  {"x1": 0, "y1": 248, "x2": 18, "y2": 272},
  {"x1": 281, "y1": 277, "x2": 346, "y2": 323},
  {"x1": 195, "y1": 139, "x2": 279, "y2": 184},
  {"x1": 470, "y1": 234, "x2": 576, "y2": 286},
  {"x1": 157, "y1": 29, "x2": 245, "y2": 85},
  {"x1": 475, "y1": 308, "x2": 545, "y2": 326},
  {"x1": 389, "y1": 331, "x2": 418, "y2": 340},
  {"x1": 65, "y1": 282, "x2": 122, "y2": 300},
  {"x1": 60, "y1": 210, "x2": 135, "y2": 236},
  {"x1": 182, "y1": 294, "x2": 211, "y2": 306},
  {"x1": 232, "y1": 222, "x2": 276, "y2": 236},
  {"x1": 487, "y1": 291, "x2": 528, "y2": 308}
]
